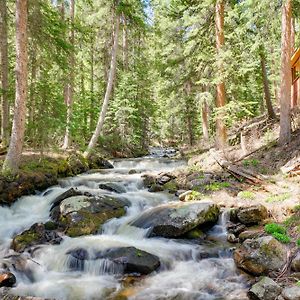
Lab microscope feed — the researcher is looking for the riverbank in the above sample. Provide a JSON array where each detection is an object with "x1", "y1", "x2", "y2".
[{"x1": 0, "y1": 152, "x2": 113, "y2": 205}]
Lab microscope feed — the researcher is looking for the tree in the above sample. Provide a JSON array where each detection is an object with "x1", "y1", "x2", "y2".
[
  {"x1": 62, "y1": 0, "x2": 75, "y2": 149},
  {"x1": 84, "y1": 3, "x2": 120, "y2": 158},
  {"x1": 3, "y1": 0, "x2": 28, "y2": 173},
  {"x1": 0, "y1": 0, "x2": 9, "y2": 146},
  {"x1": 279, "y1": 0, "x2": 292, "y2": 145},
  {"x1": 215, "y1": 0, "x2": 227, "y2": 149}
]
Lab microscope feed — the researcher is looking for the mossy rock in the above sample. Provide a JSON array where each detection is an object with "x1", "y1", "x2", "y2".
[
  {"x1": 163, "y1": 180, "x2": 178, "y2": 193},
  {"x1": 58, "y1": 195, "x2": 130, "y2": 237},
  {"x1": 11, "y1": 223, "x2": 62, "y2": 252}
]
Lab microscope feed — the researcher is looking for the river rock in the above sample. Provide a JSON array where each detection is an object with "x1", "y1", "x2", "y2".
[
  {"x1": 292, "y1": 253, "x2": 300, "y2": 272},
  {"x1": 11, "y1": 223, "x2": 62, "y2": 252},
  {"x1": 96, "y1": 247, "x2": 160, "y2": 275},
  {"x1": 57, "y1": 195, "x2": 130, "y2": 237},
  {"x1": 248, "y1": 277, "x2": 282, "y2": 300},
  {"x1": 148, "y1": 184, "x2": 164, "y2": 192},
  {"x1": 236, "y1": 205, "x2": 268, "y2": 225},
  {"x1": 0, "y1": 273, "x2": 16, "y2": 288},
  {"x1": 238, "y1": 228, "x2": 265, "y2": 242},
  {"x1": 142, "y1": 174, "x2": 156, "y2": 187},
  {"x1": 130, "y1": 201, "x2": 220, "y2": 238},
  {"x1": 99, "y1": 182, "x2": 126, "y2": 194},
  {"x1": 234, "y1": 236, "x2": 287, "y2": 276},
  {"x1": 282, "y1": 286, "x2": 300, "y2": 300}
]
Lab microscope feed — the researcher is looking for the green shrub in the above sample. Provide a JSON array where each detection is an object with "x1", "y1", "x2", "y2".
[
  {"x1": 297, "y1": 239, "x2": 300, "y2": 247},
  {"x1": 264, "y1": 223, "x2": 286, "y2": 235},
  {"x1": 238, "y1": 191, "x2": 255, "y2": 200},
  {"x1": 204, "y1": 181, "x2": 230, "y2": 191},
  {"x1": 271, "y1": 232, "x2": 291, "y2": 244},
  {"x1": 243, "y1": 159, "x2": 260, "y2": 167}
]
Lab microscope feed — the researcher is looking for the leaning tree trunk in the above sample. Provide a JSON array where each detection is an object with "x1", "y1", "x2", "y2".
[
  {"x1": 62, "y1": 0, "x2": 75, "y2": 149},
  {"x1": 2, "y1": 0, "x2": 28, "y2": 173},
  {"x1": 0, "y1": 0, "x2": 9, "y2": 146},
  {"x1": 279, "y1": 0, "x2": 292, "y2": 145},
  {"x1": 259, "y1": 50, "x2": 276, "y2": 119},
  {"x1": 215, "y1": 0, "x2": 227, "y2": 149},
  {"x1": 84, "y1": 13, "x2": 120, "y2": 158}
]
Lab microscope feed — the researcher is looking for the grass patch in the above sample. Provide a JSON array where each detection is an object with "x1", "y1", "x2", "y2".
[
  {"x1": 204, "y1": 181, "x2": 231, "y2": 191},
  {"x1": 238, "y1": 191, "x2": 255, "y2": 200},
  {"x1": 243, "y1": 159, "x2": 260, "y2": 167},
  {"x1": 265, "y1": 193, "x2": 291, "y2": 203},
  {"x1": 264, "y1": 223, "x2": 291, "y2": 244}
]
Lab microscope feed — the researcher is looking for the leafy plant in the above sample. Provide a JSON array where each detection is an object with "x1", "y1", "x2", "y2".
[
  {"x1": 265, "y1": 193, "x2": 291, "y2": 203},
  {"x1": 204, "y1": 181, "x2": 230, "y2": 191},
  {"x1": 264, "y1": 223, "x2": 291, "y2": 244},
  {"x1": 271, "y1": 232, "x2": 291, "y2": 244},
  {"x1": 238, "y1": 191, "x2": 255, "y2": 200},
  {"x1": 242, "y1": 159, "x2": 260, "y2": 167}
]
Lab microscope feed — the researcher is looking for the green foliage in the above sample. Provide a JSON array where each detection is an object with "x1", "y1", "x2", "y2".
[
  {"x1": 297, "y1": 239, "x2": 300, "y2": 247},
  {"x1": 242, "y1": 159, "x2": 260, "y2": 168},
  {"x1": 264, "y1": 223, "x2": 291, "y2": 244},
  {"x1": 238, "y1": 190, "x2": 255, "y2": 200},
  {"x1": 265, "y1": 193, "x2": 291, "y2": 203},
  {"x1": 204, "y1": 181, "x2": 231, "y2": 191}
]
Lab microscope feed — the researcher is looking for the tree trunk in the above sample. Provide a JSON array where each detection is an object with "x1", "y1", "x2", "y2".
[
  {"x1": 62, "y1": 0, "x2": 75, "y2": 149},
  {"x1": 3, "y1": 0, "x2": 28, "y2": 173},
  {"x1": 89, "y1": 35, "x2": 95, "y2": 132},
  {"x1": 0, "y1": 0, "x2": 9, "y2": 146},
  {"x1": 122, "y1": 13, "x2": 128, "y2": 70},
  {"x1": 84, "y1": 13, "x2": 120, "y2": 158},
  {"x1": 279, "y1": 0, "x2": 292, "y2": 145},
  {"x1": 259, "y1": 50, "x2": 276, "y2": 119},
  {"x1": 202, "y1": 99, "x2": 209, "y2": 142},
  {"x1": 215, "y1": 0, "x2": 227, "y2": 149}
]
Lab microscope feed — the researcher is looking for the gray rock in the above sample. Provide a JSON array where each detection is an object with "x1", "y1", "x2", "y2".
[
  {"x1": 234, "y1": 236, "x2": 287, "y2": 276},
  {"x1": 99, "y1": 182, "x2": 126, "y2": 194},
  {"x1": 292, "y1": 253, "x2": 300, "y2": 272},
  {"x1": 148, "y1": 184, "x2": 164, "y2": 192},
  {"x1": 237, "y1": 205, "x2": 268, "y2": 225},
  {"x1": 248, "y1": 277, "x2": 282, "y2": 300},
  {"x1": 238, "y1": 229, "x2": 265, "y2": 242},
  {"x1": 282, "y1": 286, "x2": 300, "y2": 300},
  {"x1": 96, "y1": 247, "x2": 160, "y2": 275},
  {"x1": 130, "y1": 201, "x2": 219, "y2": 238},
  {"x1": 56, "y1": 195, "x2": 130, "y2": 237}
]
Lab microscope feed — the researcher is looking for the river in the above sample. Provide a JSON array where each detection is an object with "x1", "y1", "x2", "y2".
[{"x1": 0, "y1": 153, "x2": 249, "y2": 300}]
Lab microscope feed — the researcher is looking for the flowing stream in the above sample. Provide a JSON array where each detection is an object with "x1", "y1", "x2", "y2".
[{"x1": 0, "y1": 152, "x2": 249, "y2": 300}]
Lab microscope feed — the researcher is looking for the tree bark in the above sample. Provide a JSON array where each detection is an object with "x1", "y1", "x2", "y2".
[
  {"x1": 215, "y1": 0, "x2": 227, "y2": 149},
  {"x1": 279, "y1": 0, "x2": 292, "y2": 145},
  {"x1": 259, "y1": 50, "x2": 276, "y2": 119},
  {"x1": 0, "y1": 0, "x2": 9, "y2": 146},
  {"x1": 202, "y1": 99, "x2": 209, "y2": 142},
  {"x1": 84, "y1": 13, "x2": 120, "y2": 158},
  {"x1": 122, "y1": 13, "x2": 129, "y2": 70},
  {"x1": 3, "y1": 0, "x2": 28, "y2": 173},
  {"x1": 89, "y1": 35, "x2": 95, "y2": 132},
  {"x1": 62, "y1": 0, "x2": 75, "y2": 149}
]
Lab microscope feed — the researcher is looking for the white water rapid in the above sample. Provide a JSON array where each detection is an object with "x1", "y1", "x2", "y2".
[{"x1": 0, "y1": 154, "x2": 249, "y2": 300}]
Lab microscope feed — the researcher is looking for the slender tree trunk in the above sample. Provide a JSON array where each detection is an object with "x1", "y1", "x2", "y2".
[
  {"x1": 89, "y1": 36, "x2": 95, "y2": 132},
  {"x1": 291, "y1": 18, "x2": 295, "y2": 55},
  {"x1": 84, "y1": 13, "x2": 120, "y2": 158},
  {"x1": 259, "y1": 50, "x2": 276, "y2": 119},
  {"x1": 202, "y1": 99, "x2": 209, "y2": 142},
  {"x1": 215, "y1": 0, "x2": 227, "y2": 149},
  {"x1": 122, "y1": 13, "x2": 128, "y2": 70},
  {"x1": 0, "y1": 0, "x2": 9, "y2": 146},
  {"x1": 279, "y1": 0, "x2": 292, "y2": 145},
  {"x1": 62, "y1": 0, "x2": 75, "y2": 149},
  {"x1": 3, "y1": 0, "x2": 28, "y2": 173}
]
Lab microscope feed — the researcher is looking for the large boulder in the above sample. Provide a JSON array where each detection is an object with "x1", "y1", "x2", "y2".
[
  {"x1": 130, "y1": 201, "x2": 220, "y2": 238},
  {"x1": 66, "y1": 247, "x2": 160, "y2": 275},
  {"x1": 282, "y1": 286, "x2": 300, "y2": 300},
  {"x1": 237, "y1": 205, "x2": 268, "y2": 225},
  {"x1": 248, "y1": 277, "x2": 282, "y2": 300},
  {"x1": 56, "y1": 195, "x2": 130, "y2": 237},
  {"x1": 234, "y1": 236, "x2": 287, "y2": 276},
  {"x1": 11, "y1": 223, "x2": 62, "y2": 252},
  {"x1": 96, "y1": 247, "x2": 160, "y2": 275},
  {"x1": 292, "y1": 253, "x2": 300, "y2": 272}
]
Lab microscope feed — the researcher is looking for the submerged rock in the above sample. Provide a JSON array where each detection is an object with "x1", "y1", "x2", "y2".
[
  {"x1": 11, "y1": 223, "x2": 62, "y2": 253},
  {"x1": 248, "y1": 277, "x2": 282, "y2": 300},
  {"x1": 57, "y1": 195, "x2": 130, "y2": 237},
  {"x1": 96, "y1": 247, "x2": 160, "y2": 275},
  {"x1": 99, "y1": 182, "x2": 126, "y2": 194},
  {"x1": 237, "y1": 205, "x2": 268, "y2": 225},
  {"x1": 130, "y1": 201, "x2": 219, "y2": 238},
  {"x1": 234, "y1": 236, "x2": 287, "y2": 276}
]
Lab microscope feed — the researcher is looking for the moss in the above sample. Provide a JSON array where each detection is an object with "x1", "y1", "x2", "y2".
[
  {"x1": 185, "y1": 228, "x2": 205, "y2": 239},
  {"x1": 265, "y1": 193, "x2": 291, "y2": 203},
  {"x1": 44, "y1": 221, "x2": 58, "y2": 230},
  {"x1": 65, "y1": 207, "x2": 126, "y2": 237},
  {"x1": 204, "y1": 181, "x2": 231, "y2": 191},
  {"x1": 12, "y1": 231, "x2": 39, "y2": 252},
  {"x1": 238, "y1": 191, "x2": 255, "y2": 200},
  {"x1": 163, "y1": 180, "x2": 177, "y2": 192}
]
